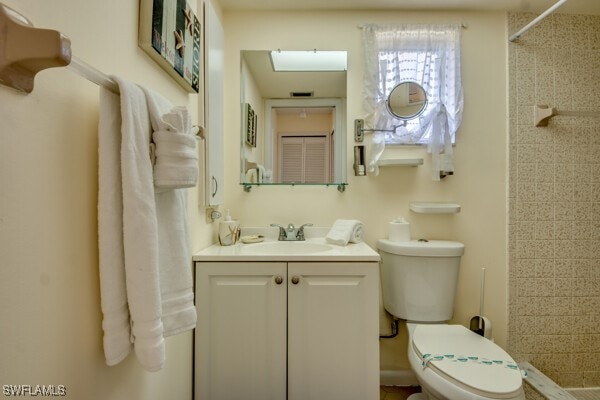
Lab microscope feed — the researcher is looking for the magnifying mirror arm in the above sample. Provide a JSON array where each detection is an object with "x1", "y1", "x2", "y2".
[
  {"x1": 354, "y1": 119, "x2": 406, "y2": 142},
  {"x1": 364, "y1": 121, "x2": 408, "y2": 132}
]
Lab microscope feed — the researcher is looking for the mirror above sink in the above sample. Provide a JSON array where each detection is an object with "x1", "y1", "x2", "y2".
[{"x1": 240, "y1": 50, "x2": 347, "y2": 189}]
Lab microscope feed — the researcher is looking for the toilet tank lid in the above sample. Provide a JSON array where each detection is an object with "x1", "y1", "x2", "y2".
[{"x1": 377, "y1": 239, "x2": 465, "y2": 257}]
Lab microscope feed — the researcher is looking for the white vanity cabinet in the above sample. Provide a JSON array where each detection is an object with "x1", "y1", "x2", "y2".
[
  {"x1": 287, "y1": 262, "x2": 379, "y2": 400},
  {"x1": 194, "y1": 260, "x2": 379, "y2": 400},
  {"x1": 195, "y1": 262, "x2": 287, "y2": 400}
]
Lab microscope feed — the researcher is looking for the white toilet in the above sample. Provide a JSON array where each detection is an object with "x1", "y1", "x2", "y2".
[{"x1": 377, "y1": 239, "x2": 525, "y2": 400}]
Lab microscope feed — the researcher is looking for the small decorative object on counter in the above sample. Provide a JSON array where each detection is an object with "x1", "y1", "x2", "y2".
[
  {"x1": 240, "y1": 235, "x2": 264, "y2": 244},
  {"x1": 218, "y1": 210, "x2": 240, "y2": 246}
]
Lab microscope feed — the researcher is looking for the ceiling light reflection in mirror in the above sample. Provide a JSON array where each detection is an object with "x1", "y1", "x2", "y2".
[{"x1": 270, "y1": 50, "x2": 348, "y2": 72}]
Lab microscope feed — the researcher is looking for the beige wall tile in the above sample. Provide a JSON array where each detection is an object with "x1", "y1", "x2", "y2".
[{"x1": 508, "y1": 12, "x2": 600, "y2": 386}]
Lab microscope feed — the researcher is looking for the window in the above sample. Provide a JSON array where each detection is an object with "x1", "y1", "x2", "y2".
[
  {"x1": 362, "y1": 24, "x2": 463, "y2": 179},
  {"x1": 377, "y1": 50, "x2": 441, "y2": 144}
]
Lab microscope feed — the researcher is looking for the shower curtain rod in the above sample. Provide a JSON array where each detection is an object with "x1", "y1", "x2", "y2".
[
  {"x1": 357, "y1": 23, "x2": 468, "y2": 29},
  {"x1": 508, "y1": 0, "x2": 568, "y2": 42}
]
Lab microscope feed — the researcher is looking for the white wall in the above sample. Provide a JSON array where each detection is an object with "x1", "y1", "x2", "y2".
[
  {"x1": 223, "y1": 10, "x2": 508, "y2": 373},
  {"x1": 0, "y1": 0, "x2": 213, "y2": 398}
]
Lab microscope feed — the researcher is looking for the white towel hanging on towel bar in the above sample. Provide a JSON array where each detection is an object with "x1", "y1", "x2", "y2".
[{"x1": 98, "y1": 77, "x2": 198, "y2": 372}]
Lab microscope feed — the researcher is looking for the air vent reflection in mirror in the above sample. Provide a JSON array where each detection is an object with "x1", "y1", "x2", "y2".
[{"x1": 290, "y1": 91, "x2": 314, "y2": 97}]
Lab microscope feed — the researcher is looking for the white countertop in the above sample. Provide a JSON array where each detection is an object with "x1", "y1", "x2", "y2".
[{"x1": 193, "y1": 228, "x2": 380, "y2": 262}]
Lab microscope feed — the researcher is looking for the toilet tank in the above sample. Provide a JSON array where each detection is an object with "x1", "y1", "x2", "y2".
[{"x1": 377, "y1": 239, "x2": 464, "y2": 323}]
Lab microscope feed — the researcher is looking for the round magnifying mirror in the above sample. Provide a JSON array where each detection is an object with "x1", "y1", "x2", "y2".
[{"x1": 386, "y1": 82, "x2": 428, "y2": 119}]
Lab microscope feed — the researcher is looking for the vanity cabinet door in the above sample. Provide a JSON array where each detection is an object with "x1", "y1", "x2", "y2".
[
  {"x1": 287, "y1": 262, "x2": 379, "y2": 400},
  {"x1": 195, "y1": 262, "x2": 287, "y2": 400}
]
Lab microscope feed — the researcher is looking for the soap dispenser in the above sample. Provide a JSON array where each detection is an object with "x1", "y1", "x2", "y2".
[{"x1": 218, "y1": 209, "x2": 240, "y2": 246}]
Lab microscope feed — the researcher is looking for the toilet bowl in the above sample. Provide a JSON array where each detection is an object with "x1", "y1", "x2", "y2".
[
  {"x1": 376, "y1": 239, "x2": 525, "y2": 400},
  {"x1": 406, "y1": 323, "x2": 525, "y2": 400}
]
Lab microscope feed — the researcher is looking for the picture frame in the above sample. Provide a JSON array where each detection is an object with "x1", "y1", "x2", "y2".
[
  {"x1": 138, "y1": 0, "x2": 201, "y2": 93},
  {"x1": 253, "y1": 113, "x2": 258, "y2": 148},
  {"x1": 245, "y1": 103, "x2": 257, "y2": 147}
]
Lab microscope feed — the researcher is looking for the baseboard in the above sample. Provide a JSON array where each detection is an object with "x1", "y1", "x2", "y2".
[{"x1": 380, "y1": 369, "x2": 419, "y2": 387}]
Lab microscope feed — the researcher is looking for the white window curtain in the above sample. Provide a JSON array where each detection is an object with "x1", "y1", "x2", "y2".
[{"x1": 362, "y1": 24, "x2": 463, "y2": 180}]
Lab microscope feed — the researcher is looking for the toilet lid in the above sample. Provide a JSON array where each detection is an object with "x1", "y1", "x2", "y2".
[{"x1": 412, "y1": 325, "x2": 522, "y2": 397}]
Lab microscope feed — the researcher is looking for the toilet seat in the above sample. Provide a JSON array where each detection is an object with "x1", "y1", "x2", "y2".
[{"x1": 411, "y1": 324, "x2": 523, "y2": 399}]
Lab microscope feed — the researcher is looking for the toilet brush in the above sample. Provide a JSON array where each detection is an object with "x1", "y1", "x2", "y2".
[{"x1": 469, "y1": 268, "x2": 492, "y2": 339}]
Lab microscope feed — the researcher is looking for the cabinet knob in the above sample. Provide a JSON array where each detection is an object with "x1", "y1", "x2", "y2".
[
  {"x1": 274, "y1": 275, "x2": 283, "y2": 285},
  {"x1": 291, "y1": 276, "x2": 300, "y2": 285}
]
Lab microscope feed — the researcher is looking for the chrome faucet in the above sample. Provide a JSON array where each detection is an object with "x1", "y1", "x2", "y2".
[{"x1": 270, "y1": 223, "x2": 313, "y2": 241}]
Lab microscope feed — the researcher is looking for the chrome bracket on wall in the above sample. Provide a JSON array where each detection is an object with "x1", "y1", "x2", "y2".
[
  {"x1": 354, "y1": 119, "x2": 365, "y2": 142},
  {"x1": 354, "y1": 118, "x2": 406, "y2": 142}
]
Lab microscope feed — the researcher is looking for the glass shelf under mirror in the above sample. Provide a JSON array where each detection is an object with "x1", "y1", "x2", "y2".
[{"x1": 241, "y1": 182, "x2": 348, "y2": 192}]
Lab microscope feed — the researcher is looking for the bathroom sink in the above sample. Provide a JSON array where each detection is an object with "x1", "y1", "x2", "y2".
[
  {"x1": 243, "y1": 241, "x2": 333, "y2": 255},
  {"x1": 193, "y1": 228, "x2": 381, "y2": 262}
]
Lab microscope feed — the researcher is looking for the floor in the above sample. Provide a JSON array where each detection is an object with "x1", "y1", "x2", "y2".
[
  {"x1": 382, "y1": 386, "x2": 600, "y2": 399},
  {"x1": 380, "y1": 386, "x2": 422, "y2": 400}
]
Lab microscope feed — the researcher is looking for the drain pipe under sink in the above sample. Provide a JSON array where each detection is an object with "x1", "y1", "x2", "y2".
[{"x1": 380, "y1": 319, "x2": 399, "y2": 339}]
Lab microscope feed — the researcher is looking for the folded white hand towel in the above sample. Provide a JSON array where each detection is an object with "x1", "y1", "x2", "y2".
[
  {"x1": 326, "y1": 219, "x2": 364, "y2": 246},
  {"x1": 153, "y1": 130, "x2": 198, "y2": 189},
  {"x1": 152, "y1": 106, "x2": 198, "y2": 190}
]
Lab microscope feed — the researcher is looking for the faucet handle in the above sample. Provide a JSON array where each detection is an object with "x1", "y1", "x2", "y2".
[
  {"x1": 270, "y1": 223, "x2": 287, "y2": 240},
  {"x1": 296, "y1": 223, "x2": 313, "y2": 241}
]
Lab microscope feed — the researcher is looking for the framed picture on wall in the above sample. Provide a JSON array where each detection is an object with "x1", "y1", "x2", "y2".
[
  {"x1": 245, "y1": 103, "x2": 256, "y2": 147},
  {"x1": 252, "y1": 112, "x2": 258, "y2": 148},
  {"x1": 138, "y1": 0, "x2": 201, "y2": 93}
]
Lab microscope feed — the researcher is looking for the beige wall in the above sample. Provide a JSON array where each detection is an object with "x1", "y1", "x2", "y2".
[
  {"x1": 507, "y1": 13, "x2": 600, "y2": 388},
  {"x1": 0, "y1": 0, "x2": 213, "y2": 398},
  {"x1": 223, "y1": 10, "x2": 508, "y2": 373}
]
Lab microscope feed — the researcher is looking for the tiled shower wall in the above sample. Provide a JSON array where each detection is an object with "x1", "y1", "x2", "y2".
[{"x1": 507, "y1": 13, "x2": 600, "y2": 388}]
